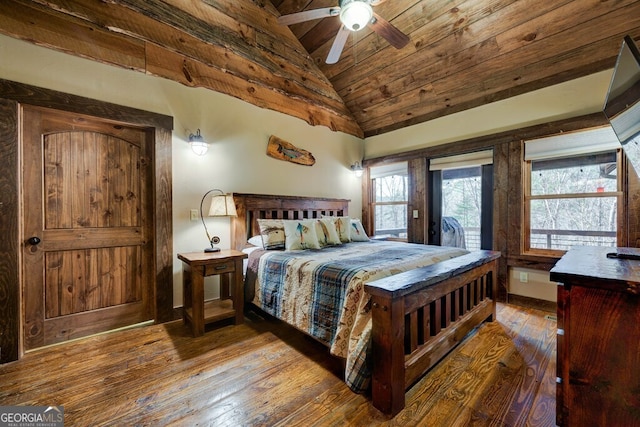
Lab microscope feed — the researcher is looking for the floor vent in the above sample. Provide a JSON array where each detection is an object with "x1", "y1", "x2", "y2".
[{"x1": 545, "y1": 314, "x2": 557, "y2": 321}]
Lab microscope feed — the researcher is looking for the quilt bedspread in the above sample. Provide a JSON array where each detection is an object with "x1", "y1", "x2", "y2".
[{"x1": 247, "y1": 241, "x2": 468, "y2": 393}]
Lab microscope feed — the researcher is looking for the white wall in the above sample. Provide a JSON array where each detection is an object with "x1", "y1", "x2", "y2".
[
  {"x1": 508, "y1": 267, "x2": 557, "y2": 302},
  {"x1": 365, "y1": 71, "x2": 612, "y2": 158},
  {"x1": 0, "y1": 34, "x2": 364, "y2": 306}
]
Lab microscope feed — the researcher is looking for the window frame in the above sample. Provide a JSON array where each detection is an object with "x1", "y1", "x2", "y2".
[
  {"x1": 371, "y1": 173, "x2": 409, "y2": 240},
  {"x1": 522, "y1": 149, "x2": 624, "y2": 257}
]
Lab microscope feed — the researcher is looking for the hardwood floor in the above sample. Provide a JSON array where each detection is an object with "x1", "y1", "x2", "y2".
[{"x1": 0, "y1": 303, "x2": 557, "y2": 426}]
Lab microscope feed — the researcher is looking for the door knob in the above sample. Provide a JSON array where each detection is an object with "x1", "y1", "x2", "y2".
[{"x1": 28, "y1": 236, "x2": 41, "y2": 245}]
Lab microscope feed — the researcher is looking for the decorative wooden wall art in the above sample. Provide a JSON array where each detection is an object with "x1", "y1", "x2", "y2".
[{"x1": 267, "y1": 135, "x2": 315, "y2": 166}]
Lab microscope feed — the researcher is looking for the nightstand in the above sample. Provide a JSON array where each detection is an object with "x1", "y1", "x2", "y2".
[{"x1": 177, "y1": 250, "x2": 248, "y2": 336}]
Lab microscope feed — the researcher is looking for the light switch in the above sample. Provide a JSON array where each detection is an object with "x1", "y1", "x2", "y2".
[
  {"x1": 412, "y1": 210, "x2": 419, "y2": 219},
  {"x1": 190, "y1": 209, "x2": 199, "y2": 221}
]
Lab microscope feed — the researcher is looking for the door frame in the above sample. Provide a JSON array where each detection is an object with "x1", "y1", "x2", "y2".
[
  {"x1": 0, "y1": 78, "x2": 174, "y2": 363},
  {"x1": 428, "y1": 164, "x2": 494, "y2": 250}
]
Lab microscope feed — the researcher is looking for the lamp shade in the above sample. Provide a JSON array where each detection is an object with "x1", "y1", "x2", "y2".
[
  {"x1": 208, "y1": 193, "x2": 237, "y2": 217},
  {"x1": 199, "y1": 189, "x2": 236, "y2": 252},
  {"x1": 340, "y1": 0, "x2": 372, "y2": 31}
]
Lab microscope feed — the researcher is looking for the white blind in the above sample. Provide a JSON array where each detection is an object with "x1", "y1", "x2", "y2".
[
  {"x1": 610, "y1": 100, "x2": 640, "y2": 142},
  {"x1": 524, "y1": 126, "x2": 620, "y2": 161},
  {"x1": 429, "y1": 150, "x2": 493, "y2": 171},
  {"x1": 370, "y1": 162, "x2": 408, "y2": 179}
]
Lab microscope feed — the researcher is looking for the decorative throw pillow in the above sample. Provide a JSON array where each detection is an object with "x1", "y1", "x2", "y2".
[
  {"x1": 350, "y1": 218, "x2": 370, "y2": 242},
  {"x1": 257, "y1": 219, "x2": 285, "y2": 250},
  {"x1": 333, "y1": 216, "x2": 352, "y2": 243},
  {"x1": 315, "y1": 220, "x2": 329, "y2": 248},
  {"x1": 315, "y1": 217, "x2": 342, "y2": 247},
  {"x1": 283, "y1": 219, "x2": 321, "y2": 250}
]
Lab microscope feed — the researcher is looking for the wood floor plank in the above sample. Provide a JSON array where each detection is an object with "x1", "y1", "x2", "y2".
[
  {"x1": 502, "y1": 310, "x2": 556, "y2": 427},
  {"x1": 0, "y1": 303, "x2": 557, "y2": 425},
  {"x1": 523, "y1": 324, "x2": 558, "y2": 427}
]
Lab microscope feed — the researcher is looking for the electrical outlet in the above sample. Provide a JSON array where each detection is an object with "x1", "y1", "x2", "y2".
[
  {"x1": 519, "y1": 272, "x2": 528, "y2": 283},
  {"x1": 190, "y1": 209, "x2": 199, "y2": 221}
]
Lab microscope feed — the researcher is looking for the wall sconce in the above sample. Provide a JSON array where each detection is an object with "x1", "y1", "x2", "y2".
[
  {"x1": 200, "y1": 189, "x2": 237, "y2": 252},
  {"x1": 350, "y1": 161, "x2": 364, "y2": 178},
  {"x1": 189, "y1": 129, "x2": 208, "y2": 156}
]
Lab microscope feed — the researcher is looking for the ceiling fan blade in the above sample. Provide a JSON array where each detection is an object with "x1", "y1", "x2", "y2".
[
  {"x1": 369, "y1": 12, "x2": 410, "y2": 49},
  {"x1": 277, "y1": 7, "x2": 339, "y2": 26},
  {"x1": 326, "y1": 25, "x2": 351, "y2": 64}
]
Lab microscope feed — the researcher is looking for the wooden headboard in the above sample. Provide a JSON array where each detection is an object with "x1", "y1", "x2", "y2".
[{"x1": 230, "y1": 193, "x2": 350, "y2": 251}]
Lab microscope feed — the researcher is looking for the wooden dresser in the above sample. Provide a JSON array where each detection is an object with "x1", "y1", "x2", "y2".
[{"x1": 550, "y1": 246, "x2": 640, "y2": 427}]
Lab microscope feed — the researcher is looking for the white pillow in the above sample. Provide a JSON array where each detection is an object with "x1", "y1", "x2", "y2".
[
  {"x1": 247, "y1": 235, "x2": 264, "y2": 248},
  {"x1": 242, "y1": 246, "x2": 261, "y2": 256},
  {"x1": 350, "y1": 218, "x2": 369, "y2": 242},
  {"x1": 315, "y1": 217, "x2": 342, "y2": 247},
  {"x1": 283, "y1": 219, "x2": 321, "y2": 250}
]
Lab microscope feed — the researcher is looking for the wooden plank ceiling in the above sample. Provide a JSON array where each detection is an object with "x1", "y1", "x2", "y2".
[{"x1": 2, "y1": 0, "x2": 640, "y2": 139}]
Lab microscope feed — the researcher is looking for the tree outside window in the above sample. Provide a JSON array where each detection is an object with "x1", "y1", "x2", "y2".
[
  {"x1": 373, "y1": 174, "x2": 408, "y2": 238},
  {"x1": 525, "y1": 151, "x2": 620, "y2": 255},
  {"x1": 442, "y1": 167, "x2": 482, "y2": 250}
]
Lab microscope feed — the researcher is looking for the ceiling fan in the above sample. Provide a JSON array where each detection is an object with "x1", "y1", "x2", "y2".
[{"x1": 277, "y1": 0, "x2": 410, "y2": 64}]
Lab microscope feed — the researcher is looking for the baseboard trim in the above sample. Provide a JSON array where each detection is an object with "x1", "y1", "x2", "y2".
[{"x1": 507, "y1": 293, "x2": 556, "y2": 313}]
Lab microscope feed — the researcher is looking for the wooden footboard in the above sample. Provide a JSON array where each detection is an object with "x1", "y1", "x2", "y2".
[{"x1": 365, "y1": 250, "x2": 500, "y2": 416}]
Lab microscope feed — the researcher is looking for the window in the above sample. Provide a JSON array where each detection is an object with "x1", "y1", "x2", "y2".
[
  {"x1": 524, "y1": 127, "x2": 622, "y2": 255},
  {"x1": 429, "y1": 150, "x2": 493, "y2": 250},
  {"x1": 371, "y1": 162, "x2": 408, "y2": 239}
]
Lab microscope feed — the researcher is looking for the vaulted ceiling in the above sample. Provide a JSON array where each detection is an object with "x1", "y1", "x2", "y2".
[{"x1": 1, "y1": 0, "x2": 640, "y2": 139}]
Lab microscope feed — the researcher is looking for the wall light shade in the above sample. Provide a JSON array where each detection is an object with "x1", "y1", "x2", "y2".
[
  {"x1": 340, "y1": 0, "x2": 373, "y2": 31},
  {"x1": 351, "y1": 161, "x2": 364, "y2": 178},
  {"x1": 189, "y1": 129, "x2": 208, "y2": 156},
  {"x1": 200, "y1": 189, "x2": 237, "y2": 252}
]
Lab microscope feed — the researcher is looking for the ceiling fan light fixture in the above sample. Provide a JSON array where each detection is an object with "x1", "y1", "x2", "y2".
[{"x1": 339, "y1": 0, "x2": 372, "y2": 32}]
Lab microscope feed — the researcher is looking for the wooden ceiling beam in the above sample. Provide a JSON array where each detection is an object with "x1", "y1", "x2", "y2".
[
  {"x1": 0, "y1": 0, "x2": 146, "y2": 71},
  {"x1": 145, "y1": 43, "x2": 363, "y2": 135},
  {"x1": 0, "y1": 0, "x2": 362, "y2": 137}
]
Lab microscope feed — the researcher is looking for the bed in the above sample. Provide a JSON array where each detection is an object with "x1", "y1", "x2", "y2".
[{"x1": 230, "y1": 193, "x2": 500, "y2": 416}]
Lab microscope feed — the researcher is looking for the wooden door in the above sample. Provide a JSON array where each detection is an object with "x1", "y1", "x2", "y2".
[{"x1": 22, "y1": 106, "x2": 153, "y2": 350}]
